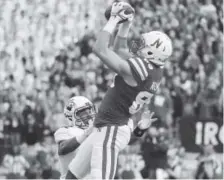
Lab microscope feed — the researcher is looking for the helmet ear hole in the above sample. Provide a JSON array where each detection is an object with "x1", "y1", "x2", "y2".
[{"x1": 147, "y1": 51, "x2": 152, "y2": 55}]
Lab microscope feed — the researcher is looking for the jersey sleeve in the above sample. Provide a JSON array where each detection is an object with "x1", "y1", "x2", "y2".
[
  {"x1": 127, "y1": 57, "x2": 149, "y2": 84},
  {"x1": 54, "y1": 127, "x2": 71, "y2": 143}
]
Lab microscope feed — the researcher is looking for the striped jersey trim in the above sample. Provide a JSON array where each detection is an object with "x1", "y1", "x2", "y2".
[
  {"x1": 129, "y1": 57, "x2": 148, "y2": 81},
  {"x1": 102, "y1": 126, "x2": 111, "y2": 179},
  {"x1": 109, "y1": 126, "x2": 118, "y2": 179},
  {"x1": 136, "y1": 57, "x2": 148, "y2": 78}
]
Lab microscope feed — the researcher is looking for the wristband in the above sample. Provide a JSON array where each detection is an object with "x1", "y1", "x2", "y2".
[
  {"x1": 133, "y1": 126, "x2": 147, "y2": 137},
  {"x1": 103, "y1": 17, "x2": 119, "y2": 34}
]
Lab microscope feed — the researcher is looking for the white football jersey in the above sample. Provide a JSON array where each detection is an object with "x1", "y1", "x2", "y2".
[{"x1": 54, "y1": 126, "x2": 84, "y2": 179}]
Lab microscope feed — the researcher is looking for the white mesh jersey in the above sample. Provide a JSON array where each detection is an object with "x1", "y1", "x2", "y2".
[{"x1": 54, "y1": 126, "x2": 84, "y2": 180}]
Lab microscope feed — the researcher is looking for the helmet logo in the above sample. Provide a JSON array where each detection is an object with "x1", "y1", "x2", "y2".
[
  {"x1": 66, "y1": 104, "x2": 72, "y2": 111},
  {"x1": 150, "y1": 38, "x2": 163, "y2": 49},
  {"x1": 66, "y1": 100, "x2": 75, "y2": 111}
]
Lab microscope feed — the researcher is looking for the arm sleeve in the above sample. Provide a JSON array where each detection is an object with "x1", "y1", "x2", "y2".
[
  {"x1": 54, "y1": 128, "x2": 71, "y2": 143},
  {"x1": 58, "y1": 137, "x2": 80, "y2": 155},
  {"x1": 127, "y1": 57, "x2": 149, "y2": 85},
  {"x1": 54, "y1": 127, "x2": 86, "y2": 155}
]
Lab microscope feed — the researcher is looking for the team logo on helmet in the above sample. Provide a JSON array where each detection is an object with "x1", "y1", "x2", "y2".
[
  {"x1": 150, "y1": 38, "x2": 163, "y2": 49},
  {"x1": 66, "y1": 100, "x2": 75, "y2": 111}
]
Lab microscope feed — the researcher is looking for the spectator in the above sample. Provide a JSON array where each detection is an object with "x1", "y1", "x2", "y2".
[
  {"x1": 120, "y1": 164, "x2": 135, "y2": 179},
  {"x1": 169, "y1": 75, "x2": 184, "y2": 133},
  {"x1": 47, "y1": 100, "x2": 68, "y2": 132},
  {"x1": 195, "y1": 77, "x2": 222, "y2": 120},
  {"x1": 164, "y1": 148, "x2": 182, "y2": 179},
  {"x1": 149, "y1": 78, "x2": 174, "y2": 131},
  {"x1": 195, "y1": 145, "x2": 222, "y2": 179},
  {"x1": 2, "y1": 145, "x2": 29, "y2": 179},
  {"x1": 141, "y1": 126, "x2": 169, "y2": 179},
  {"x1": 21, "y1": 113, "x2": 43, "y2": 145},
  {"x1": 33, "y1": 102, "x2": 46, "y2": 128}
]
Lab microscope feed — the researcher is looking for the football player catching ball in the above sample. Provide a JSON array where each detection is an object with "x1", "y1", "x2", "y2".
[{"x1": 66, "y1": 1, "x2": 173, "y2": 179}]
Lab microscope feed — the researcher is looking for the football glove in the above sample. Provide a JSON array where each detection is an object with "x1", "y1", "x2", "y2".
[
  {"x1": 110, "y1": 2, "x2": 135, "y2": 23},
  {"x1": 137, "y1": 110, "x2": 158, "y2": 130}
]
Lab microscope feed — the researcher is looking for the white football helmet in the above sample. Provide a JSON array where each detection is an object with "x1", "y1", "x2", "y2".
[
  {"x1": 130, "y1": 31, "x2": 173, "y2": 66},
  {"x1": 64, "y1": 96, "x2": 96, "y2": 129}
]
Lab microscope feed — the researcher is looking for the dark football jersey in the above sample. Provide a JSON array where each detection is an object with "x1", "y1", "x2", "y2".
[{"x1": 94, "y1": 56, "x2": 164, "y2": 127}]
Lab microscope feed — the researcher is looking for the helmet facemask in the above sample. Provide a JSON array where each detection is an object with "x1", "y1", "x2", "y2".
[
  {"x1": 129, "y1": 37, "x2": 158, "y2": 65},
  {"x1": 64, "y1": 101, "x2": 96, "y2": 129},
  {"x1": 73, "y1": 103, "x2": 96, "y2": 129},
  {"x1": 129, "y1": 37, "x2": 146, "y2": 55}
]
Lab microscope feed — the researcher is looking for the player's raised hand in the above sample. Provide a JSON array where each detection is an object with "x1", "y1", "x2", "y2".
[
  {"x1": 110, "y1": 1, "x2": 135, "y2": 23},
  {"x1": 137, "y1": 110, "x2": 158, "y2": 130}
]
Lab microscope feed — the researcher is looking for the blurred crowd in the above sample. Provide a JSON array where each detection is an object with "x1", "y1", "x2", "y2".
[{"x1": 0, "y1": 0, "x2": 223, "y2": 179}]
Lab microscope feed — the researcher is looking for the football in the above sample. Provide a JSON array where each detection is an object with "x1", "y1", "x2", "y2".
[{"x1": 104, "y1": 4, "x2": 134, "y2": 24}]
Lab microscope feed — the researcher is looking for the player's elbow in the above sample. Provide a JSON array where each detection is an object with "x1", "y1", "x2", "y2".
[
  {"x1": 93, "y1": 46, "x2": 105, "y2": 56},
  {"x1": 93, "y1": 41, "x2": 107, "y2": 55},
  {"x1": 92, "y1": 45, "x2": 109, "y2": 63},
  {"x1": 92, "y1": 45, "x2": 100, "y2": 55}
]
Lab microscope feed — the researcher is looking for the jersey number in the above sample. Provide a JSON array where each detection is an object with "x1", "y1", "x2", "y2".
[{"x1": 129, "y1": 91, "x2": 153, "y2": 114}]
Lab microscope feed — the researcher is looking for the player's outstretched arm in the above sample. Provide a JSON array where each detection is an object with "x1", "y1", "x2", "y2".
[
  {"x1": 113, "y1": 21, "x2": 133, "y2": 59},
  {"x1": 54, "y1": 126, "x2": 93, "y2": 155},
  {"x1": 133, "y1": 110, "x2": 158, "y2": 137},
  {"x1": 93, "y1": 16, "x2": 132, "y2": 78}
]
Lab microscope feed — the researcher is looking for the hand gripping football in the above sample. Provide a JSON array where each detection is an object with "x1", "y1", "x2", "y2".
[{"x1": 104, "y1": 2, "x2": 134, "y2": 24}]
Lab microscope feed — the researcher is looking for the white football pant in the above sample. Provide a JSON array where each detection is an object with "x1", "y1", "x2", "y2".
[{"x1": 68, "y1": 125, "x2": 131, "y2": 179}]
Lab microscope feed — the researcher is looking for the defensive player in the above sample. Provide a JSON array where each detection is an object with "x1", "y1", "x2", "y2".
[
  {"x1": 54, "y1": 96, "x2": 96, "y2": 179},
  {"x1": 66, "y1": 1, "x2": 173, "y2": 179}
]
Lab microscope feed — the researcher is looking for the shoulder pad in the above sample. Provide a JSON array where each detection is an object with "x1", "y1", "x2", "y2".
[
  {"x1": 54, "y1": 127, "x2": 85, "y2": 143},
  {"x1": 54, "y1": 127, "x2": 71, "y2": 143}
]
